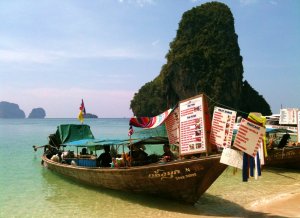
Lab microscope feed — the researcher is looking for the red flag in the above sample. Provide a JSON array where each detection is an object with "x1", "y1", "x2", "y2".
[
  {"x1": 79, "y1": 99, "x2": 86, "y2": 115},
  {"x1": 128, "y1": 125, "x2": 134, "y2": 136},
  {"x1": 78, "y1": 99, "x2": 86, "y2": 123}
]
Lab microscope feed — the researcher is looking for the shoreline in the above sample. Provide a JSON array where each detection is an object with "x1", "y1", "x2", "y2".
[{"x1": 247, "y1": 191, "x2": 300, "y2": 217}]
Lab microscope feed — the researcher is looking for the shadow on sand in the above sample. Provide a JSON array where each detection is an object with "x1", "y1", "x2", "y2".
[{"x1": 40, "y1": 169, "x2": 287, "y2": 218}]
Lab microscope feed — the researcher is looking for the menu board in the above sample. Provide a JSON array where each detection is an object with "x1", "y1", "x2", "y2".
[
  {"x1": 179, "y1": 95, "x2": 206, "y2": 155},
  {"x1": 165, "y1": 107, "x2": 180, "y2": 145},
  {"x1": 233, "y1": 118, "x2": 265, "y2": 157},
  {"x1": 279, "y1": 108, "x2": 298, "y2": 125},
  {"x1": 220, "y1": 147, "x2": 243, "y2": 169},
  {"x1": 209, "y1": 107, "x2": 236, "y2": 148}
]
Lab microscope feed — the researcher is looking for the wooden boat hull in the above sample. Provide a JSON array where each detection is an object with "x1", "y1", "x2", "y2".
[
  {"x1": 42, "y1": 155, "x2": 227, "y2": 204},
  {"x1": 265, "y1": 147, "x2": 300, "y2": 169}
]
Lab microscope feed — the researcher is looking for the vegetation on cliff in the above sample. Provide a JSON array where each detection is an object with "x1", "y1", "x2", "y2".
[{"x1": 130, "y1": 2, "x2": 271, "y2": 117}]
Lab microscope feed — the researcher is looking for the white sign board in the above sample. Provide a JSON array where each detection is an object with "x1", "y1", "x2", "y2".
[
  {"x1": 210, "y1": 106, "x2": 236, "y2": 148},
  {"x1": 233, "y1": 118, "x2": 265, "y2": 157},
  {"x1": 165, "y1": 107, "x2": 180, "y2": 145},
  {"x1": 279, "y1": 108, "x2": 298, "y2": 125},
  {"x1": 179, "y1": 95, "x2": 206, "y2": 155},
  {"x1": 220, "y1": 147, "x2": 243, "y2": 169},
  {"x1": 298, "y1": 111, "x2": 300, "y2": 143}
]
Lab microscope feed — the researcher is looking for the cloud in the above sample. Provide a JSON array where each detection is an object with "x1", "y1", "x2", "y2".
[
  {"x1": 118, "y1": 0, "x2": 155, "y2": 7},
  {"x1": 151, "y1": 40, "x2": 160, "y2": 46},
  {"x1": 239, "y1": 0, "x2": 277, "y2": 6},
  {"x1": 0, "y1": 44, "x2": 158, "y2": 64},
  {"x1": 239, "y1": 0, "x2": 258, "y2": 6},
  {"x1": 269, "y1": 0, "x2": 278, "y2": 6},
  {"x1": 0, "y1": 49, "x2": 58, "y2": 64}
]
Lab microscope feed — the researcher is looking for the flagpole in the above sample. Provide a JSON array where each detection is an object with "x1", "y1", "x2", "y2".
[
  {"x1": 78, "y1": 99, "x2": 86, "y2": 124},
  {"x1": 128, "y1": 125, "x2": 133, "y2": 167}
]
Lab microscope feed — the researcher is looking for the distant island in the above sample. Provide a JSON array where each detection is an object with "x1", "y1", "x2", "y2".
[
  {"x1": 84, "y1": 113, "x2": 98, "y2": 118},
  {"x1": 28, "y1": 108, "x2": 46, "y2": 118},
  {"x1": 0, "y1": 101, "x2": 25, "y2": 118},
  {"x1": 0, "y1": 101, "x2": 47, "y2": 119}
]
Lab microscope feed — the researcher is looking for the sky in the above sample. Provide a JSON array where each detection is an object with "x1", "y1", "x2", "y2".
[{"x1": 0, "y1": 0, "x2": 299, "y2": 118}]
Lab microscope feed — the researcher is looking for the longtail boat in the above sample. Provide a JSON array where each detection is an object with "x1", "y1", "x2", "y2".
[
  {"x1": 41, "y1": 149, "x2": 226, "y2": 204},
  {"x1": 35, "y1": 94, "x2": 228, "y2": 204},
  {"x1": 265, "y1": 129, "x2": 300, "y2": 169},
  {"x1": 265, "y1": 147, "x2": 300, "y2": 169}
]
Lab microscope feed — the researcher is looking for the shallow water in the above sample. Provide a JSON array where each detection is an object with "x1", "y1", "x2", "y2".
[{"x1": 1, "y1": 119, "x2": 299, "y2": 217}]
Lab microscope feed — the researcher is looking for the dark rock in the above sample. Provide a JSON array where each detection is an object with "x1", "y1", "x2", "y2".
[
  {"x1": 84, "y1": 113, "x2": 98, "y2": 118},
  {"x1": 28, "y1": 108, "x2": 46, "y2": 118},
  {"x1": 0, "y1": 101, "x2": 26, "y2": 118}
]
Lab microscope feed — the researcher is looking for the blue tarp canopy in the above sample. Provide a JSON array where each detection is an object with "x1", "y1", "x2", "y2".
[
  {"x1": 62, "y1": 136, "x2": 169, "y2": 148},
  {"x1": 56, "y1": 123, "x2": 169, "y2": 151},
  {"x1": 62, "y1": 138, "x2": 134, "y2": 147}
]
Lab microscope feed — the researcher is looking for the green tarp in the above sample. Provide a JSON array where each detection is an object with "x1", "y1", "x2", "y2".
[{"x1": 56, "y1": 124, "x2": 95, "y2": 144}]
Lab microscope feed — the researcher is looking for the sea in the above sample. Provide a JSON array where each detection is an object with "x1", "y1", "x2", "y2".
[{"x1": 1, "y1": 118, "x2": 300, "y2": 218}]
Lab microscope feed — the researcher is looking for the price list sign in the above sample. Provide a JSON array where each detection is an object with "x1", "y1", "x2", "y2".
[
  {"x1": 179, "y1": 95, "x2": 206, "y2": 155},
  {"x1": 280, "y1": 108, "x2": 298, "y2": 125},
  {"x1": 298, "y1": 111, "x2": 300, "y2": 143},
  {"x1": 209, "y1": 107, "x2": 236, "y2": 148},
  {"x1": 233, "y1": 118, "x2": 265, "y2": 157},
  {"x1": 165, "y1": 107, "x2": 180, "y2": 145}
]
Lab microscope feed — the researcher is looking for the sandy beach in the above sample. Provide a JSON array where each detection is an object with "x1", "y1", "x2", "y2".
[{"x1": 248, "y1": 192, "x2": 300, "y2": 217}]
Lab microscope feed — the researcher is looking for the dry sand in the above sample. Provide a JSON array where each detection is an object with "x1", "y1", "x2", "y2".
[{"x1": 247, "y1": 192, "x2": 300, "y2": 217}]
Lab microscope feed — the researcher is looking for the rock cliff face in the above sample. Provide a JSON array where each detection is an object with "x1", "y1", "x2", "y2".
[
  {"x1": 0, "y1": 101, "x2": 26, "y2": 118},
  {"x1": 130, "y1": 1, "x2": 271, "y2": 116},
  {"x1": 28, "y1": 108, "x2": 46, "y2": 118}
]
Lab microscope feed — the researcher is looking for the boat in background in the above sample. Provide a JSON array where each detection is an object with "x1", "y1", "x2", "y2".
[
  {"x1": 232, "y1": 111, "x2": 300, "y2": 170},
  {"x1": 233, "y1": 114, "x2": 297, "y2": 133},
  {"x1": 265, "y1": 128, "x2": 300, "y2": 169},
  {"x1": 265, "y1": 114, "x2": 297, "y2": 133}
]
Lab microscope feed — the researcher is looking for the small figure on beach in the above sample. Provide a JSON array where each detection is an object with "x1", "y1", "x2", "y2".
[
  {"x1": 266, "y1": 133, "x2": 277, "y2": 149},
  {"x1": 80, "y1": 147, "x2": 88, "y2": 155},
  {"x1": 278, "y1": 133, "x2": 290, "y2": 148},
  {"x1": 97, "y1": 146, "x2": 112, "y2": 167},
  {"x1": 128, "y1": 144, "x2": 148, "y2": 166},
  {"x1": 162, "y1": 143, "x2": 175, "y2": 161}
]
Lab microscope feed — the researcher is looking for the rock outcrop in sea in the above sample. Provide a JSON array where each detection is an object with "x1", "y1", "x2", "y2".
[
  {"x1": 0, "y1": 101, "x2": 26, "y2": 118},
  {"x1": 130, "y1": 1, "x2": 271, "y2": 116},
  {"x1": 84, "y1": 113, "x2": 98, "y2": 118},
  {"x1": 28, "y1": 108, "x2": 46, "y2": 118}
]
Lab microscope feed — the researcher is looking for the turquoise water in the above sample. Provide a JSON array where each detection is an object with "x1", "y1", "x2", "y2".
[{"x1": 1, "y1": 119, "x2": 300, "y2": 218}]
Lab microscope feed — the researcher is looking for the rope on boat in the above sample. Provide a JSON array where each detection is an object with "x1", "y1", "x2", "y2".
[{"x1": 204, "y1": 93, "x2": 249, "y2": 116}]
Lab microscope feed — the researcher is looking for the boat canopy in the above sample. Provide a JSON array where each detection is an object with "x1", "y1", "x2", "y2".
[
  {"x1": 62, "y1": 136, "x2": 168, "y2": 148},
  {"x1": 266, "y1": 128, "x2": 295, "y2": 134},
  {"x1": 129, "y1": 108, "x2": 173, "y2": 129},
  {"x1": 55, "y1": 124, "x2": 95, "y2": 144},
  {"x1": 54, "y1": 123, "x2": 169, "y2": 148},
  {"x1": 63, "y1": 138, "x2": 131, "y2": 147}
]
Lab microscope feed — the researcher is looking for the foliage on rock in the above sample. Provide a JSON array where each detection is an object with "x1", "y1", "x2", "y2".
[{"x1": 130, "y1": 2, "x2": 271, "y2": 116}]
